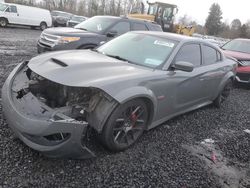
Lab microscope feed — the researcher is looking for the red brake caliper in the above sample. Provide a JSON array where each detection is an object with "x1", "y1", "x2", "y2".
[{"x1": 131, "y1": 112, "x2": 138, "y2": 128}]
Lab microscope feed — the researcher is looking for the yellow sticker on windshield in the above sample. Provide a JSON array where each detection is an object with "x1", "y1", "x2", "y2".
[{"x1": 154, "y1": 40, "x2": 174, "y2": 48}]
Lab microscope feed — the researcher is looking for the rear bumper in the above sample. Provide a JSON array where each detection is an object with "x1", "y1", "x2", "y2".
[{"x1": 1, "y1": 63, "x2": 95, "y2": 159}]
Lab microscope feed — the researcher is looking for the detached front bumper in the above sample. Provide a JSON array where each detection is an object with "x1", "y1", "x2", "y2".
[{"x1": 1, "y1": 63, "x2": 95, "y2": 159}]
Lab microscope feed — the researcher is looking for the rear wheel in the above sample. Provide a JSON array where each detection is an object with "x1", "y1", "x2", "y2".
[
  {"x1": 214, "y1": 79, "x2": 233, "y2": 108},
  {"x1": 40, "y1": 22, "x2": 47, "y2": 31},
  {"x1": 0, "y1": 18, "x2": 8, "y2": 27},
  {"x1": 101, "y1": 99, "x2": 148, "y2": 151}
]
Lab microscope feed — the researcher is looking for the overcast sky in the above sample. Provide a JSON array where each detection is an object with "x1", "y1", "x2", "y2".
[{"x1": 148, "y1": 0, "x2": 250, "y2": 25}]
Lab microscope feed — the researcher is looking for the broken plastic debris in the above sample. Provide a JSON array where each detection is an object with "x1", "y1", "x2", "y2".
[
  {"x1": 201, "y1": 138, "x2": 215, "y2": 144},
  {"x1": 211, "y1": 152, "x2": 216, "y2": 163},
  {"x1": 243, "y1": 129, "x2": 250, "y2": 134}
]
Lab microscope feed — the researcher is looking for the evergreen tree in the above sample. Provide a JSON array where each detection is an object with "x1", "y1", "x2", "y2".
[
  {"x1": 240, "y1": 24, "x2": 248, "y2": 38},
  {"x1": 205, "y1": 3, "x2": 223, "y2": 35}
]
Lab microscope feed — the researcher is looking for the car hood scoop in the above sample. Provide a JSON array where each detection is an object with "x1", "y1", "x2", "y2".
[
  {"x1": 50, "y1": 58, "x2": 68, "y2": 67},
  {"x1": 28, "y1": 50, "x2": 151, "y2": 88}
]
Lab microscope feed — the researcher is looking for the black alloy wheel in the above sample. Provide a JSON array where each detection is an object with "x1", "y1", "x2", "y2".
[{"x1": 101, "y1": 99, "x2": 148, "y2": 151}]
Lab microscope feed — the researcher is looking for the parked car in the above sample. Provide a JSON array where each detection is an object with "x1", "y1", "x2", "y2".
[
  {"x1": 67, "y1": 15, "x2": 87, "y2": 27},
  {"x1": 222, "y1": 38, "x2": 250, "y2": 85},
  {"x1": 0, "y1": 2, "x2": 52, "y2": 30},
  {"x1": 205, "y1": 38, "x2": 225, "y2": 47},
  {"x1": 51, "y1": 10, "x2": 72, "y2": 27},
  {"x1": 37, "y1": 15, "x2": 163, "y2": 53},
  {"x1": 2, "y1": 32, "x2": 237, "y2": 158}
]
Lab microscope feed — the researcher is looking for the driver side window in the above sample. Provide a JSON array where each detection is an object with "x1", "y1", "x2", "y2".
[
  {"x1": 10, "y1": 6, "x2": 17, "y2": 13},
  {"x1": 5, "y1": 6, "x2": 17, "y2": 13},
  {"x1": 175, "y1": 44, "x2": 201, "y2": 67},
  {"x1": 109, "y1": 22, "x2": 130, "y2": 36}
]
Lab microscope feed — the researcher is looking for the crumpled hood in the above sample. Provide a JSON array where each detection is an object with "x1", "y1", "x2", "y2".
[
  {"x1": 28, "y1": 50, "x2": 152, "y2": 88},
  {"x1": 44, "y1": 27, "x2": 96, "y2": 36}
]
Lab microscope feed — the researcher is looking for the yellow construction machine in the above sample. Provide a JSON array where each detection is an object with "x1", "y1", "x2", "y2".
[{"x1": 128, "y1": 1, "x2": 195, "y2": 36}]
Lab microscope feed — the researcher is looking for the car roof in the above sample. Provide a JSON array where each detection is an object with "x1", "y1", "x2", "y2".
[
  {"x1": 92, "y1": 15, "x2": 159, "y2": 25},
  {"x1": 132, "y1": 31, "x2": 198, "y2": 42},
  {"x1": 233, "y1": 38, "x2": 250, "y2": 42},
  {"x1": 52, "y1": 10, "x2": 72, "y2": 14}
]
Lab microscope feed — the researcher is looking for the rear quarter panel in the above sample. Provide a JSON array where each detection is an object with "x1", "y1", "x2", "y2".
[{"x1": 212, "y1": 58, "x2": 237, "y2": 99}]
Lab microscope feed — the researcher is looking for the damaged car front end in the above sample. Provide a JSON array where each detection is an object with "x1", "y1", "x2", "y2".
[
  {"x1": 2, "y1": 31, "x2": 237, "y2": 159},
  {"x1": 2, "y1": 61, "x2": 117, "y2": 159}
]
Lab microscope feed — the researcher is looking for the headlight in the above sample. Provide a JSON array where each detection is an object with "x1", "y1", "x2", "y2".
[{"x1": 58, "y1": 37, "x2": 80, "y2": 44}]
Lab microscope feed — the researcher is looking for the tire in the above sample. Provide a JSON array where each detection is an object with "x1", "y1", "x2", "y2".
[
  {"x1": 214, "y1": 79, "x2": 233, "y2": 108},
  {"x1": 0, "y1": 18, "x2": 8, "y2": 27},
  {"x1": 40, "y1": 22, "x2": 47, "y2": 31},
  {"x1": 101, "y1": 99, "x2": 148, "y2": 152}
]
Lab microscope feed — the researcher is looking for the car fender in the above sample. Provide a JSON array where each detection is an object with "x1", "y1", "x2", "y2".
[
  {"x1": 113, "y1": 86, "x2": 158, "y2": 124},
  {"x1": 213, "y1": 71, "x2": 235, "y2": 99}
]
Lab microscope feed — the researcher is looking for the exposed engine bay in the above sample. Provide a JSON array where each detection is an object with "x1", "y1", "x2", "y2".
[{"x1": 13, "y1": 63, "x2": 118, "y2": 132}]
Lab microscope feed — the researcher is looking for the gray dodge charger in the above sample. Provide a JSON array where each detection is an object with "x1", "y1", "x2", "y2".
[{"x1": 2, "y1": 32, "x2": 237, "y2": 158}]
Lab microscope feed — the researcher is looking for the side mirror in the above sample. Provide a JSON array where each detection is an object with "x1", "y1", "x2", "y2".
[
  {"x1": 106, "y1": 30, "x2": 118, "y2": 37},
  {"x1": 172, "y1": 61, "x2": 194, "y2": 72}
]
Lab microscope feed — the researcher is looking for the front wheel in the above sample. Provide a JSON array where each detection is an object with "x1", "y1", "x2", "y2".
[
  {"x1": 214, "y1": 80, "x2": 233, "y2": 108},
  {"x1": 101, "y1": 99, "x2": 148, "y2": 151},
  {"x1": 0, "y1": 18, "x2": 8, "y2": 27},
  {"x1": 40, "y1": 22, "x2": 47, "y2": 31}
]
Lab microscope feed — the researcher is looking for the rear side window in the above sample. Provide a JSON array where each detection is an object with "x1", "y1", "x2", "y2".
[
  {"x1": 109, "y1": 21, "x2": 130, "y2": 35},
  {"x1": 175, "y1": 44, "x2": 201, "y2": 67},
  {"x1": 132, "y1": 23, "x2": 148, "y2": 31},
  {"x1": 203, "y1": 45, "x2": 219, "y2": 65},
  {"x1": 151, "y1": 24, "x2": 163, "y2": 31}
]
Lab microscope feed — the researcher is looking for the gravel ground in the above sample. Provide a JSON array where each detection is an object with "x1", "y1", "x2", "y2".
[{"x1": 0, "y1": 27, "x2": 250, "y2": 188}]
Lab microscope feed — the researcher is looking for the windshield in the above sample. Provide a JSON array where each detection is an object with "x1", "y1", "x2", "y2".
[
  {"x1": 97, "y1": 32, "x2": 177, "y2": 68},
  {"x1": 0, "y1": 3, "x2": 8, "y2": 11},
  {"x1": 75, "y1": 17, "x2": 116, "y2": 33},
  {"x1": 72, "y1": 16, "x2": 86, "y2": 22},
  {"x1": 222, "y1": 39, "x2": 250, "y2": 54}
]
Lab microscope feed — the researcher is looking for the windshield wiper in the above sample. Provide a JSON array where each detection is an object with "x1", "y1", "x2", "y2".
[
  {"x1": 91, "y1": 49, "x2": 99, "y2": 53},
  {"x1": 106, "y1": 54, "x2": 129, "y2": 62}
]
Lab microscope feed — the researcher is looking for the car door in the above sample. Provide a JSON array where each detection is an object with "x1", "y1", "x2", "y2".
[
  {"x1": 200, "y1": 44, "x2": 226, "y2": 99},
  {"x1": 168, "y1": 43, "x2": 207, "y2": 112},
  {"x1": 4, "y1": 5, "x2": 20, "y2": 24}
]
